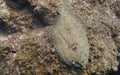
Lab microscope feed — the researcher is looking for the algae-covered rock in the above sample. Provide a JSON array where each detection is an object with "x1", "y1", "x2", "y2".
[
  {"x1": 51, "y1": 3, "x2": 89, "y2": 68},
  {"x1": 0, "y1": 0, "x2": 120, "y2": 74},
  {"x1": 28, "y1": 0, "x2": 59, "y2": 25}
]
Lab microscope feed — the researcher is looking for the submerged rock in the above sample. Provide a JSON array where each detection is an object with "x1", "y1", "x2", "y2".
[
  {"x1": 0, "y1": 0, "x2": 119, "y2": 74},
  {"x1": 51, "y1": 3, "x2": 89, "y2": 68}
]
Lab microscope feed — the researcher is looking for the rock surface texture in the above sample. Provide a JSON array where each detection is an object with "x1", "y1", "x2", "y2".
[{"x1": 0, "y1": 0, "x2": 120, "y2": 75}]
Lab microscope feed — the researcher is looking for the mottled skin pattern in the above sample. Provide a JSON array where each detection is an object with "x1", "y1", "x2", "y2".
[{"x1": 51, "y1": 0, "x2": 89, "y2": 69}]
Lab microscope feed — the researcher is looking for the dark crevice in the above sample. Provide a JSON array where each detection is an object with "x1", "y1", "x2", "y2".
[
  {"x1": 5, "y1": 0, "x2": 59, "y2": 27},
  {"x1": 0, "y1": 19, "x2": 9, "y2": 34},
  {"x1": 111, "y1": 33, "x2": 118, "y2": 38},
  {"x1": 0, "y1": 19, "x2": 21, "y2": 34},
  {"x1": 5, "y1": 0, "x2": 31, "y2": 10},
  {"x1": 33, "y1": 6, "x2": 59, "y2": 26},
  {"x1": 108, "y1": 70, "x2": 118, "y2": 75}
]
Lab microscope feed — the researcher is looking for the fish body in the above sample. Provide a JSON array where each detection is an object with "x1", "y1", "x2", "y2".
[{"x1": 51, "y1": 3, "x2": 89, "y2": 68}]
